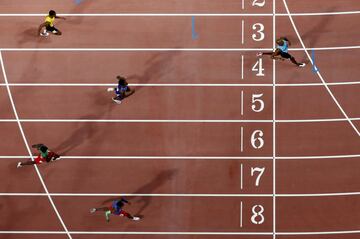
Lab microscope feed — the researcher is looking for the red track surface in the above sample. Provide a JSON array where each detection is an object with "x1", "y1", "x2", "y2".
[{"x1": 1, "y1": 1, "x2": 360, "y2": 239}]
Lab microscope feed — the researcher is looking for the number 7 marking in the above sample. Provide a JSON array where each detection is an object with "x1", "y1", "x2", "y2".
[{"x1": 251, "y1": 167, "x2": 265, "y2": 186}]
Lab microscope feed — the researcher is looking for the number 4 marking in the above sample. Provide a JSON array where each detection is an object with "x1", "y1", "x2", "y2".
[
  {"x1": 251, "y1": 167, "x2": 265, "y2": 186},
  {"x1": 252, "y1": 58, "x2": 265, "y2": 76}
]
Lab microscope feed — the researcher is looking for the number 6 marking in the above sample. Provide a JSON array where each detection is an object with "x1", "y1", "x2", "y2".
[
  {"x1": 252, "y1": 23, "x2": 265, "y2": 41},
  {"x1": 251, "y1": 130, "x2": 264, "y2": 149}
]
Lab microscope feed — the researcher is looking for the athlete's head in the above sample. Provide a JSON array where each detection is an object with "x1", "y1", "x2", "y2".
[
  {"x1": 39, "y1": 145, "x2": 48, "y2": 153},
  {"x1": 117, "y1": 76, "x2": 127, "y2": 86},
  {"x1": 49, "y1": 10, "x2": 56, "y2": 17},
  {"x1": 276, "y1": 39, "x2": 284, "y2": 46},
  {"x1": 116, "y1": 200, "x2": 124, "y2": 208}
]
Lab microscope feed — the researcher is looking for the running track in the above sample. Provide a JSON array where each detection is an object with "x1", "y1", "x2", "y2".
[{"x1": 1, "y1": 0, "x2": 360, "y2": 239}]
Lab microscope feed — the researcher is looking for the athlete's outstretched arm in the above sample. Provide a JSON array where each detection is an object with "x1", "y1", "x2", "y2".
[{"x1": 55, "y1": 16, "x2": 66, "y2": 20}]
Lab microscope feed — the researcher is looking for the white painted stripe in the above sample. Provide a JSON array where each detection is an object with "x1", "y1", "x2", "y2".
[
  {"x1": 0, "y1": 193, "x2": 272, "y2": 197},
  {"x1": 0, "y1": 10, "x2": 358, "y2": 16},
  {"x1": 240, "y1": 163, "x2": 244, "y2": 190},
  {"x1": 2, "y1": 81, "x2": 360, "y2": 87},
  {"x1": 241, "y1": 54, "x2": 244, "y2": 79},
  {"x1": 240, "y1": 201, "x2": 243, "y2": 228},
  {"x1": 0, "y1": 155, "x2": 273, "y2": 159},
  {"x1": 1, "y1": 191, "x2": 360, "y2": 197},
  {"x1": 0, "y1": 231, "x2": 272, "y2": 235},
  {"x1": 272, "y1": 1, "x2": 277, "y2": 238},
  {"x1": 240, "y1": 90, "x2": 244, "y2": 116},
  {"x1": 2, "y1": 117, "x2": 360, "y2": 123},
  {"x1": 283, "y1": 0, "x2": 360, "y2": 137},
  {"x1": 2, "y1": 154, "x2": 360, "y2": 160},
  {"x1": 1, "y1": 229, "x2": 360, "y2": 236},
  {"x1": 277, "y1": 230, "x2": 360, "y2": 235},
  {"x1": 0, "y1": 46, "x2": 359, "y2": 51},
  {"x1": 3, "y1": 154, "x2": 360, "y2": 160},
  {"x1": 0, "y1": 53, "x2": 72, "y2": 238},
  {"x1": 240, "y1": 126, "x2": 244, "y2": 152},
  {"x1": 241, "y1": 20, "x2": 245, "y2": 44}
]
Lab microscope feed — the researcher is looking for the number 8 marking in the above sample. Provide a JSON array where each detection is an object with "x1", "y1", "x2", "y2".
[
  {"x1": 251, "y1": 204, "x2": 265, "y2": 224},
  {"x1": 252, "y1": 23, "x2": 265, "y2": 41}
]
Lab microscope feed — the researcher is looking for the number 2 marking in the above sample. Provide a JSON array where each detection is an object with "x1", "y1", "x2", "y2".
[{"x1": 252, "y1": 0, "x2": 266, "y2": 7}]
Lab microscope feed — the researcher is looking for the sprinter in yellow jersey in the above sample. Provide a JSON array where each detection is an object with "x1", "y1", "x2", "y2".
[{"x1": 38, "y1": 10, "x2": 66, "y2": 37}]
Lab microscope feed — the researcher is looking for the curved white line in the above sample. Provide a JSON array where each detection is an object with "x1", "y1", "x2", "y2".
[
  {"x1": 282, "y1": 0, "x2": 360, "y2": 136},
  {"x1": 0, "y1": 52, "x2": 72, "y2": 239}
]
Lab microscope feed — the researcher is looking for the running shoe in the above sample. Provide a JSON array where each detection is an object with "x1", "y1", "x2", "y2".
[{"x1": 112, "y1": 97, "x2": 122, "y2": 104}]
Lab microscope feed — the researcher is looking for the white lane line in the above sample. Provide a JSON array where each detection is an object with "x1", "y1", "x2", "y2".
[
  {"x1": 272, "y1": 0, "x2": 277, "y2": 238},
  {"x1": 2, "y1": 191, "x2": 360, "y2": 197},
  {"x1": 241, "y1": 54, "x2": 244, "y2": 79},
  {"x1": 277, "y1": 230, "x2": 360, "y2": 235},
  {"x1": 240, "y1": 201, "x2": 243, "y2": 228},
  {"x1": 241, "y1": 91, "x2": 244, "y2": 116},
  {"x1": 283, "y1": 0, "x2": 360, "y2": 137},
  {"x1": 0, "y1": 52, "x2": 72, "y2": 239},
  {"x1": 240, "y1": 163, "x2": 244, "y2": 190},
  {"x1": 3, "y1": 80, "x2": 360, "y2": 87},
  {"x1": 0, "y1": 45, "x2": 359, "y2": 51},
  {"x1": 241, "y1": 19, "x2": 245, "y2": 44},
  {"x1": 1, "y1": 229, "x2": 360, "y2": 236},
  {"x1": 0, "y1": 231, "x2": 272, "y2": 235},
  {"x1": 0, "y1": 155, "x2": 273, "y2": 159},
  {"x1": 2, "y1": 117, "x2": 360, "y2": 123},
  {"x1": 0, "y1": 10, "x2": 359, "y2": 16},
  {"x1": 240, "y1": 127, "x2": 244, "y2": 152},
  {"x1": 2, "y1": 154, "x2": 360, "y2": 160},
  {"x1": 0, "y1": 119, "x2": 274, "y2": 123},
  {"x1": 3, "y1": 154, "x2": 360, "y2": 160}
]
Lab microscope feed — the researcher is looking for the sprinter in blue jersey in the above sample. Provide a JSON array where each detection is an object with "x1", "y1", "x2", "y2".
[
  {"x1": 257, "y1": 37, "x2": 306, "y2": 67},
  {"x1": 107, "y1": 76, "x2": 135, "y2": 104}
]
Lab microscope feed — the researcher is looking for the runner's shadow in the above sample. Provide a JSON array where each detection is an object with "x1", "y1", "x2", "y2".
[
  {"x1": 127, "y1": 51, "x2": 180, "y2": 93},
  {"x1": 53, "y1": 89, "x2": 116, "y2": 155},
  {"x1": 300, "y1": 6, "x2": 337, "y2": 48},
  {"x1": 102, "y1": 169, "x2": 178, "y2": 215},
  {"x1": 17, "y1": 28, "x2": 52, "y2": 46}
]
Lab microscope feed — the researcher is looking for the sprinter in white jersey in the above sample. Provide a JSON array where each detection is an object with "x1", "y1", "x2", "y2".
[{"x1": 257, "y1": 37, "x2": 306, "y2": 67}]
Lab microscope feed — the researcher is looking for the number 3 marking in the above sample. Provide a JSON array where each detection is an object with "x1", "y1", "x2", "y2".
[{"x1": 252, "y1": 23, "x2": 265, "y2": 41}]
